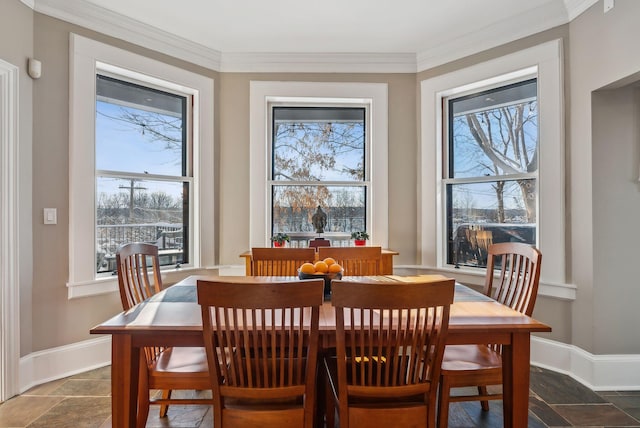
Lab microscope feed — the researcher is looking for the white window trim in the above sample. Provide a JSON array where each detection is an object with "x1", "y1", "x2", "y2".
[
  {"x1": 250, "y1": 82, "x2": 388, "y2": 248},
  {"x1": 420, "y1": 39, "x2": 567, "y2": 290},
  {"x1": 68, "y1": 34, "x2": 214, "y2": 298}
]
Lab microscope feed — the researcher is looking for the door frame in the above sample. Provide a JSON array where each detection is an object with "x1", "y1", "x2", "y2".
[{"x1": 0, "y1": 58, "x2": 20, "y2": 401}]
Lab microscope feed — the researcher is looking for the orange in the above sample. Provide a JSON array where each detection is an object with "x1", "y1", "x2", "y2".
[
  {"x1": 328, "y1": 263, "x2": 343, "y2": 273},
  {"x1": 323, "y1": 257, "x2": 336, "y2": 266},
  {"x1": 300, "y1": 262, "x2": 316, "y2": 274},
  {"x1": 314, "y1": 261, "x2": 329, "y2": 273}
]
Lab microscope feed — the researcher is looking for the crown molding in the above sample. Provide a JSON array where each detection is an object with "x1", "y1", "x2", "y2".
[
  {"x1": 220, "y1": 52, "x2": 417, "y2": 73},
  {"x1": 32, "y1": 0, "x2": 221, "y2": 70},
  {"x1": 417, "y1": 2, "x2": 569, "y2": 72},
  {"x1": 564, "y1": 0, "x2": 599, "y2": 21},
  {"x1": 30, "y1": 0, "x2": 595, "y2": 74}
]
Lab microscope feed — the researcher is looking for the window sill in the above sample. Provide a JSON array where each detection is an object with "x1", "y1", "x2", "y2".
[
  {"x1": 394, "y1": 264, "x2": 576, "y2": 301},
  {"x1": 66, "y1": 266, "x2": 210, "y2": 299}
]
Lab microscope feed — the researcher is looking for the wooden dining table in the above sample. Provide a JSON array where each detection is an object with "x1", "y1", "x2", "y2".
[{"x1": 90, "y1": 274, "x2": 551, "y2": 428}]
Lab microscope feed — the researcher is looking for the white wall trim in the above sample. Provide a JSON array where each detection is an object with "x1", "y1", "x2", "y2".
[
  {"x1": 28, "y1": 0, "x2": 592, "y2": 74},
  {"x1": 564, "y1": 0, "x2": 599, "y2": 21},
  {"x1": 17, "y1": 334, "x2": 640, "y2": 394},
  {"x1": 19, "y1": 0, "x2": 35, "y2": 9},
  {"x1": 18, "y1": 336, "x2": 111, "y2": 393},
  {"x1": 34, "y1": 0, "x2": 221, "y2": 70},
  {"x1": 532, "y1": 336, "x2": 640, "y2": 391},
  {"x1": 220, "y1": 52, "x2": 417, "y2": 74},
  {"x1": 0, "y1": 59, "x2": 21, "y2": 402},
  {"x1": 416, "y1": 3, "x2": 569, "y2": 71},
  {"x1": 68, "y1": 34, "x2": 215, "y2": 298}
]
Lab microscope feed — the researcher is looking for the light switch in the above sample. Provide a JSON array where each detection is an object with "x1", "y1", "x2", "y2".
[{"x1": 44, "y1": 208, "x2": 57, "y2": 225}]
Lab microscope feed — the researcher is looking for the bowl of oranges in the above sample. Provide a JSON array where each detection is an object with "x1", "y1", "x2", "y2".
[{"x1": 298, "y1": 257, "x2": 343, "y2": 296}]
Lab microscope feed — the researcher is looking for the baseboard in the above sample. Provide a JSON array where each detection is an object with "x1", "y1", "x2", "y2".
[
  {"x1": 19, "y1": 336, "x2": 111, "y2": 393},
  {"x1": 531, "y1": 336, "x2": 640, "y2": 390},
  {"x1": 17, "y1": 325, "x2": 640, "y2": 394},
  {"x1": 217, "y1": 265, "x2": 245, "y2": 276}
]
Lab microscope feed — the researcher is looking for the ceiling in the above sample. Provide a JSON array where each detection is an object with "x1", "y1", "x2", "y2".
[{"x1": 29, "y1": 0, "x2": 597, "y2": 71}]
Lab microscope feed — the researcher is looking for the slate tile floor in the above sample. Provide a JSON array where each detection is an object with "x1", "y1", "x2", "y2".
[{"x1": 0, "y1": 365, "x2": 639, "y2": 427}]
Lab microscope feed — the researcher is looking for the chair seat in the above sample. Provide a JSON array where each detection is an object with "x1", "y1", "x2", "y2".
[
  {"x1": 441, "y1": 344, "x2": 502, "y2": 373},
  {"x1": 151, "y1": 347, "x2": 209, "y2": 376}
]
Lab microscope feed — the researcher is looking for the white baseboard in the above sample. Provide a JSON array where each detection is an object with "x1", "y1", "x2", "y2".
[
  {"x1": 217, "y1": 265, "x2": 245, "y2": 276},
  {"x1": 531, "y1": 336, "x2": 640, "y2": 390},
  {"x1": 17, "y1": 327, "x2": 640, "y2": 394},
  {"x1": 19, "y1": 336, "x2": 111, "y2": 393}
]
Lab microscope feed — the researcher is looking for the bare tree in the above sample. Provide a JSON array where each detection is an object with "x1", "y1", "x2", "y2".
[
  {"x1": 272, "y1": 121, "x2": 364, "y2": 231},
  {"x1": 463, "y1": 101, "x2": 537, "y2": 222},
  {"x1": 98, "y1": 108, "x2": 183, "y2": 155}
]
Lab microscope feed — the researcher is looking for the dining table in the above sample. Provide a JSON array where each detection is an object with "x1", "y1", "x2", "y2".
[{"x1": 90, "y1": 274, "x2": 551, "y2": 428}]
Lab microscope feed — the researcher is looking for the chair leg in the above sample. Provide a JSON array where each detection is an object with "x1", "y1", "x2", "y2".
[
  {"x1": 437, "y1": 376, "x2": 451, "y2": 428},
  {"x1": 137, "y1": 357, "x2": 150, "y2": 428},
  {"x1": 159, "y1": 389, "x2": 171, "y2": 417},
  {"x1": 427, "y1": 395, "x2": 437, "y2": 428},
  {"x1": 137, "y1": 386, "x2": 151, "y2": 428},
  {"x1": 325, "y1": 381, "x2": 336, "y2": 428},
  {"x1": 478, "y1": 386, "x2": 490, "y2": 411}
]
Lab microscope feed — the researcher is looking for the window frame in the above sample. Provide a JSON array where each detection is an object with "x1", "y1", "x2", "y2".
[
  {"x1": 442, "y1": 76, "x2": 539, "y2": 268},
  {"x1": 420, "y1": 40, "x2": 569, "y2": 297},
  {"x1": 95, "y1": 72, "x2": 193, "y2": 272},
  {"x1": 68, "y1": 34, "x2": 214, "y2": 298},
  {"x1": 268, "y1": 103, "x2": 371, "y2": 241},
  {"x1": 250, "y1": 81, "x2": 388, "y2": 249}
]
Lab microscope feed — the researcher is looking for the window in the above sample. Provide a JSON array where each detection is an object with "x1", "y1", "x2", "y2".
[
  {"x1": 95, "y1": 75, "x2": 191, "y2": 273},
  {"x1": 420, "y1": 40, "x2": 569, "y2": 297},
  {"x1": 250, "y1": 81, "x2": 389, "y2": 249},
  {"x1": 444, "y1": 79, "x2": 538, "y2": 268},
  {"x1": 69, "y1": 34, "x2": 214, "y2": 298},
  {"x1": 270, "y1": 106, "x2": 368, "y2": 246}
]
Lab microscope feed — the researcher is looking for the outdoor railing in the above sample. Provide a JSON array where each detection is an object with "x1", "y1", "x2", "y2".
[{"x1": 96, "y1": 223, "x2": 183, "y2": 273}]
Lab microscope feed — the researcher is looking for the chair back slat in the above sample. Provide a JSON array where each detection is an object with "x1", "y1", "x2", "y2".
[
  {"x1": 318, "y1": 246, "x2": 382, "y2": 276},
  {"x1": 484, "y1": 242, "x2": 542, "y2": 316},
  {"x1": 251, "y1": 247, "x2": 316, "y2": 276},
  {"x1": 332, "y1": 279, "x2": 454, "y2": 399},
  {"x1": 116, "y1": 242, "x2": 162, "y2": 310},
  {"x1": 198, "y1": 279, "x2": 324, "y2": 427}
]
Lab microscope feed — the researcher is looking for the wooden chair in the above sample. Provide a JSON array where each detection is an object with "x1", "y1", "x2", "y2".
[
  {"x1": 250, "y1": 247, "x2": 317, "y2": 276},
  {"x1": 436, "y1": 242, "x2": 542, "y2": 428},
  {"x1": 324, "y1": 278, "x2": 455, "y2": 428},
  {"x1": 197, "y1": 278, "x2": 325, "y2": 428},
  {"x1": 115, "y1": 243, "x2": 211, "y2": 427},
  {"x1": 317, "y1": 246, "x2": 382, "y2": 276}
]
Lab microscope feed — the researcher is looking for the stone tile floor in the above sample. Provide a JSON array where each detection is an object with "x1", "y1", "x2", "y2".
[{"x1": 0, "y1": 365, "x2": 639, "y2": 427}]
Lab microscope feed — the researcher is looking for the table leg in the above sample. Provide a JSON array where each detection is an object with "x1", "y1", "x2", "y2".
[
  {"x1": 111, "y1": 334, "x2": 140, "y2": 428},
  {"x1": 502, "y1": 332, "x2": 531, "y2": 428}
]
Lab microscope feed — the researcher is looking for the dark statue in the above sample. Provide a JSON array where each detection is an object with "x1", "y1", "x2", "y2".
[{"x1": 311, "y1": 205, "x2": 327, "y2": 234}]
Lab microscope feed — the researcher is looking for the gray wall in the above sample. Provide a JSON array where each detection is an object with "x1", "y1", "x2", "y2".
[
  {"x1": 2, "y1": 0, "x2": 640, "y2": 360},
  {"x1": 569, "y1": 0, "x2": 640, "y2": 354},
  {"x1": 592, "y1": 87, "x2": 640, "y2": 353},
  {"x1": 1, "y1": 0, "x2": 34, "y2": 356},
  {"x1": 218, "y1": 72, "x2": 417, "y2": 267}
]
